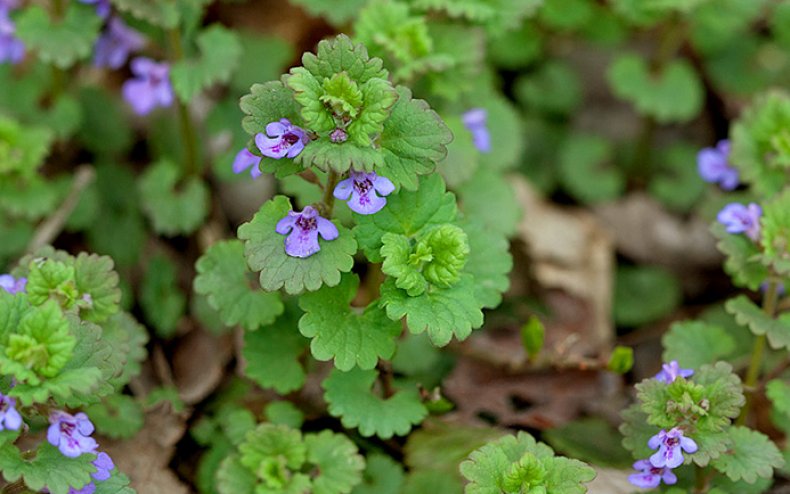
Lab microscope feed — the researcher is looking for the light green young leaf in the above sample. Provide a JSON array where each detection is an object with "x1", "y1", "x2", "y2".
[
  {"x1": 423, "y1": 22, "x2": 485, "y2": 101},
  {"x1": 0, "y1": 442, "x2": 95, "y2": 494},
  {"x1": 238, "y1": 424, "x2": 310, "y2": 493},
  {"x1": 216, "y1": 455, "x2": 257, "y2": 494},
  {"x1": 76, "y1": 86, "x2": 134, "y2": 158},
  {"x1": 558, "y1": 133, "x2": 624, "y2": 204},
  {"x1": 607, "y1": 54, "x2": 704, "y2": 123},
  {"x1": 93, "y1": 471, "x2": 137, "y2": 494},
  {"x1": 0, "y1": 115, "x2": 53, "y2": 179},
  {"x1": 109, "y1": 0, "x2": 180, "y2": 28},
  {"x1": 322, "y1": 367, "x2": 428, "y2": 439},
  {"x1": 711, "y1": 426, "x2": 784, "y2": 483},
  {"x1": 380, "y1": 275, "x2": 484, "y2": 346},
  {"x1": 85, "y1": 393, "x2": 145, "y2": 440},
  {"x1": 767, "y1": 379, "x2": 790, "y2": 420},
  {"x1": 138, "y1": 160, "x2": 209, "y2": 237},
  {"x1": 350, "y1": 454, "x2": 404, "y2": 494},
  {"x1": 305, "y1": 430, "x2": 366, "y2": 494},
  {"x1": 298, "y1": 274, "x2": 401, "y2": 371},
  {"x1": 73, "y1": 253, "x2": 122, "y2": 323},
  {"x1": 140, "y1": 255, "x2": 186, "y2": 338},
  {"x1": 288, "y1": 0, "x2": 369, "y2": 26},
  {"x1": 353, "y1": 174, "x2": 457, "y2": 262},
  {"x1": 238, "y1": 196, "x2": 357, "y2": 294},
  {"x1": 437, "y1": 116, "x2": 479, "y2": 188},
  {"x1": 194, "y1": 240, "x2": 284, "y2": 330},
  {"x1": 662, "y1": 320, "x2": 736, "y2": 368},
  {"x1": 377, "y1": 86, "x2": 453, "y2": 190},
  {"x1": 265, "y1": 401, "x2": 305, "y2": 429},
  {"x1": 171, "y1": 25, "x2": 243, "y2": 102},
  {"x1": 25, "y1": 258, "x2": 79, "y2": 310},
  {"x1": 761, "y1": 189, "x2": 790, "y2": 270},
  {"x1": 15, "y1": 3, "x2": 102, "y2": 69},
  {"x1": 231, "y1": 32, "x2": 294, "y2": 95},
  {"x1": 514, "y1": 60, "x2": 582, "y2": 116},
  {"x1": 242, "y1": 304, "x2": 309, "y2": 394},
  {"x1": 726, "y1": 295, "x2": 790, "y2": 350}
]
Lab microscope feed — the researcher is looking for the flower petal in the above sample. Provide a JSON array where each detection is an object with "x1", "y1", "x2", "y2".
[
  {"x1": 275, "y1": 214, "x2": 297, "y2": 234},
  {"x1": 316, "y1": 217, "x2": 338, "y2": 241},
  {"x1": 333, "y1": 178, "x2": 354, "y2": 200},
  {"x1": 372, "y1": 174, "x2": 395, "y2": 196}
]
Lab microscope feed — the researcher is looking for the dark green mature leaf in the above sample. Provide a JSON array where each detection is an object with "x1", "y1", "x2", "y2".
[
  {"x1": 77, "y1": 86, "x2": 134, "y2": 158},
  {"x1": 614, "y1": 265, "x2": 681, "y2": 327},
  {"x1": 238, "y1": 196, "x2": 357, "y2": 294},
  {"x1": 459, "y1": 219, "x2": 512, "y2": 309},
  {"x1": 288, "y1": 0, "x2": 369, "y2": 26},
  {"x1": 305, "y1": 430, "x2": 366, "y2": 494},
  {"x1": 216, "y1": 455, "x2": 256, "y2": 494},
  {"x1": 103, "y1": 312, "x2": 148, "y2": 388},
  {"x1": 711, "y1": 427, "x2": 784, "y2": 483},
  {"x1": 412, "y1": 0, "x2": 543, "y2": 33},
  {"x1": 558, "y1": 134, "x2": 624, "y2": 204},
  {"x1": 299, "y1": 274, "x2": 401, "y2": 371},
  {"x1": 0, "y1": 442, "x2": 95, "y2": 494},
  {"x1": 514, "y1": 60, "x2": 582, "y2": 116},
  {"x1": 662, "y1": 320, "x2": 736, "y2": 368},
  {"x1": 194, "y1": 240, "x2": 284, "y2": 330},
  {"x1": 457, "y1": 169, "x2": 520, "y2": 238},
  {"x1": 139, "y1": 255, "x2": 186, "y2": 338},
  {"x1": 74, "y1": 253, "x2": 122, "y2": 323},
  {"x1": 350, "y1": 454, "x2": 404, "y2": 494},
  {"x1": 437, "y1": 116, "x2": 479, "y2": 188},
  {"x1": 138, "y1": 160, "x2": 210, "y2": 237},
  {"x1": 171, "y1": 25, "x2": 243, "y2": 102},
  {"x1": 726, "y1": 295, "x2": 790, "y2": 350},
  {"x1": 15, "y1": 3, "x2": 102, "y2": 69},
  {"x1": 323, "y1": 367, "x2": 428, "y2": 439},
  {"x1": 110, "y1": 0, "x2": 180, "y2": 28},
  {"x1": 93, "y1": 471, "x2": 136, "y2": 494},
  {"x1": 544, "y1": 418, "x2": 633, "y2": 468},
  {"x1": 712, "y1": 223, "x2": 769, "y2": 290},
  {"x1": 85, "y1": 393, "x2": 144, "y2": 439}
]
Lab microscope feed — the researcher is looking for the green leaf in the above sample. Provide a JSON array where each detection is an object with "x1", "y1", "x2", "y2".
[
  {"x1": 457, "y1": 168, "x2": 520, "y2": 238},
  {"x1": 761, "y1": 188, "x2": 790, "y2": 269},
  {"x1": 288, "y1": 0, "x2": 369, "y2": 26},
  {"x1": 423, "y1": 23, "x2": 485, "y2": 101},
  {"x1": 73, "y1": 253, "x2": 122, "y2": 323},
  {"x1": 514, "y1": 60, "x2": 582, "y2": 116},
  {"x1": 350, "y1": 454, "x2": 404, "y2": 494},
  {"x1": 353, "y1": 174, "x2": 457, "y2": 262},
  {"x1": 404, "y1": 423, "x2": 504, "y2": 478},
  {"x1": 305, "y1": 430, "x2": 365, "y2": 494},
  {"x1": 194, "y1": 240, "x2": 284, "y2": 330},
  {"x1": 543, "y1": 418, "x2": 633, "y2": 468},
  {"x1": 322, "y1": 367, "x2": 428, "y2": 439},
  {"x1": 242, "y1": 303, "x2": 309, "y2": 394},
  {"x1": 711, "y1": 426, "x2": 784, "y2": 483},
  {"x1": 25, "y1": 258, "x2": 79, "y2": 310},
  {"x1": 558, "y1": 134, "x2": 624, "y2": 204},
  {"x1": 216, "y1": 455, "x2": 257, "y2": 494},
  {"x1": 171, "y1": 25, "x2": 243, "y2": 102},
  {"x1": 84, "y1": 393, "x2": 145, "y2": 440},
  {"x1": 264, "y1": 401, "x2": 305, "y2": 429},
  {"x1": 238, "y1": 424, "x2": 311, "y2": 493},
  {"x1": 93, "y1": 471, "x2": 136, "y2": 494},
  {"x1": 377, "y1": 86, "x2": 453, "y2": 190},
  {"x1": 102, "y1": 312, "x2": 149, "y2": 389},
  {"x1": 298, "y1": 274, "x2": 401, "y2": 371},
  {"x1": 649, "y1": 143, "x2": 707, "y2": 212},
  {"x1": 76, "y1": 86, "x2": 134, "y2": 158},
  {"x1": 726, "y1": 295, "x2": 790, "y2": 350},
  {"x1": 437, "y1": 116, "x2": 479, "y2": 189},
  {"x1": 109, "y1": 0, "x2": 180, "y2": 28},
  {"x1": 0, "y1": 115, "x2": 53, "y2": 179},
  {"x1": 138, "y1": 160, "x2": 210, "y2": 237},
  {"x1": 459, "y1": 432, "x2": 596, "y2": 494},
  {"x1": 476, "y1": 93, "x2": 525, "y2": 172},
  {"x1": 231, "y1": 32, "x2": 294, "y2": 95},
  {"x1": 607, "y1": 53, "x2": 704, "y2": 123},
  {"x1": 662, "y1": 320, "x2": 737, "y2": 368},
  {"x1": 608, "y1": 346, "x2": 634, "y2": 374},
  {"x1": 238, "y1": 196, "x2": 357, "y2": 294},
  {"x1": 412, "y1": 0, "x2": 543, "y2": 33},
  {"x1": 614, "y1": 265, "x2": 682, "y2": 327},
  {"x1": 767, "y1": 379, "x2": 790, "y2": 419},
  {"x1": 620, "y1": 405, "x2": 658, "y2": 459},
  {"x1": 15, "y1": 3, "x2": 102, "y2": 69},
  {"x1": 520, "y1": 316, "x2": 545, "y2": 360},
  {"x1": 0, "y1": 442, "x2": 95, "y2": 494},
  {"x1": 459, "y1": 218, "x2": 513, "y2": 309},
  {"x1": 712, "y1": 223, "x2": 769, "y2": 291},
  {"x1": 139, "y1": 254, "x2": 186, "y2": 338}
]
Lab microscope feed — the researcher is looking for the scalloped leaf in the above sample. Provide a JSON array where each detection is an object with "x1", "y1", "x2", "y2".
[
  {"x1": 712, "y1": 223, "x2": 769, "y2": 290},
  {"x1": 103, "y1": 312, "x2": 149, "y2": 389},
  {"x1": 216, "y1": 455, "x2": 257, "y2": 494},
  {"x1": 350, "y1": 454, "x2": 404, "y2": 494},
  {"x1": 305, "y1": 430, "x2": 365, "y2": 494},
  {"x1": 93, "y1": 471, "x2": 136, "y2": 494},
  {"x1": 238, "y1": 196, "x2": 357, "y2": 294},
  {"x1": 15, "y1": 3, "x2": 103, "y2": 69},
  {"x1": 0, "y1": 442, "x2": 95, "y2": 494},
  {"x1": 139, "y1": 254, "x2": 186, "y2": 338},
  {"x1": 85, "y1": 393, "x2": 145, "y2": 440},
  {"x1": 710, "y1": 426, "x2": 784, "y2": 483},
  {"x1": 353, "y1": 174, "x2": 457, "y2": 262},
  {"x1": 379, "y1": 275, "x2": 484, "y2": 346},
  {"x1": 377, "y1": 86, "x2": 453, "y2": 190},
  {"x1": 109, "y1": 0, "x2": 180, "y2": 28},
  {"x1": 138, "y1": 160, "x2": 209, "y2": 237},
  {"x1": 412, "y1": 0, "x2": 543, "y2": 33},
  {"x1": 459, "y1": 219, "x2": 512, "y2": 310},
  {"x1": 558, "y1": 133, "x2": 624, "y2": 204},
  {"x1": 298, "y1": 274, "x2": 401, "y2": 371},
  {"x1": 171, "y1": 25, "x2": 243, "y2": 102},
  {"x1": 74, "y1": 253, "x2": 121, "y2": 323},
  {"x1": 662, "y1": 320, "x2": 737, "y2": 369},
  {"x1": 322, "y1": 367, "x2": 428, "y2": 439},
  {"x1": 288, "y1": 0, "x2": 368, "y2": 26},
  {"x1": 457, "y1": 168, "x2": 520, "y2": 237},
  {"x1": 726, "y1": 295, "x2": 790, "y2": 350},
  {"x1": 194, "y1": 240, "x2": 284, "y2": 330},
  {"x1": 242, "y1": 303, "x2": 309, "y2": 394}
]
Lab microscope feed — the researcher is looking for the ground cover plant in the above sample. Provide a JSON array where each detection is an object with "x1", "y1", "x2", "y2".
[{"x1": 1, "y1": 0, "x2": 790, "y2": 493}]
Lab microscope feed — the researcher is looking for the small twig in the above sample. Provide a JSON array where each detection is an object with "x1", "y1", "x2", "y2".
[{"x1": 26, "y1": 165, "x2": 95, "y2": 253}]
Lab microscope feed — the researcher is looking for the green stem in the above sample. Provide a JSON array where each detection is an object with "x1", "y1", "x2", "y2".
[
  {"x1": 738, "y1": 280, "x2": 780, "y2": 425},
  {"x1": 167, "y1": 26, "x2": 200, "y2": 176},
  {"x1": 693, "y1": 464, "x2": 708, "y2": 493},
  {"x1": 321, "y1": 170, "x2": 340, "y2": 217},
  {"x1": 48, "y1": 0, "x2": 67, "y2": 102}
]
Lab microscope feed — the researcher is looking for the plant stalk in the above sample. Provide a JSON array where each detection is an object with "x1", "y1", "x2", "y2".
[
  {"x1": 322, "y1": 170, "x2": 340, "y2": 217},
  {"x1": 167, "y1": 26, "x2": 200, "y2": 176}
]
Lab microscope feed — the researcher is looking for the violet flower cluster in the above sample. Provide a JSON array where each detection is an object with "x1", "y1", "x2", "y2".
[
  {"x1": 122, "y1": 57, "x2": 174, "y2": 115},
  {"x1": 47, "y1": 411, "x2": 116, "y2": 491},
  {"x1": 68, "y1": 452, "x2": 115, "y2": 494},
  {"x1": 697, "y1": 139, "x2": 739, "y2": 190},
  {"x1": 629, "y1": 362, "x2": 698, "y2": 489},
  {"x1": 0, "y1": 0, "x2": 24, "y2": 65},
  {"x1": 93, "y1": 16, "x2": 145, "y2": 69},
  {"x1": 462, "y1": 108, "x2": 491, "y2": 153},
  {"x1": 717, "y1": 202, "x2": 762, "y2": 241}
]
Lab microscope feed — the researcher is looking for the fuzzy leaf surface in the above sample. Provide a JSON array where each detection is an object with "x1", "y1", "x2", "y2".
[
  {"x1": 305, "y1": 430, "x2": 366, "y2": 494},
  {"x1": 726, "y1": 295, "x2": 790, "y2": 350},
  {"x1": 711, "y1": 426, "x2": 784, "y2": 483},
  {"x1": 662, "y1": 320, "x2": 737, "y2": 369},
  {"x1": 0, "y1": 443, "x2": 95, "y2": 494}
]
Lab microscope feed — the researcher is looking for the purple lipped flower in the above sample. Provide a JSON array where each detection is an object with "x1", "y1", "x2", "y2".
[
  {"x1": 78, "y1": 0, "x2": 111, "y2": 19},
  {"x1": 0, "y1": 392, "x2": 22, "y2": 431},
  {"x1": 698, "y1": 140, "x2": 739, "y2": 190},
  {"x1": 655, "y1": 361, "x2": 694, "y2": 384},
  {"x1": 69, "y1": 483, "x2": 96, "y2": 494},
  {"x1": 0, "y1": 274, "x2": 26, "y2": 294},
  {"x1": 648, "y1": 427, "x2": 697, "y2": 469},
  {"x1": 122, "y1": 57, "x2": 174, "y2": 116},
  {"x1": 0, "y1": 7, "x2": 24, "y2": 65},
  {"x1": 94, "y1": 16, "x2": 145, "y2": 69},
  {"x1": 275, "y1": 206, "x2": 338, "y2": 258},
  {"x1": 47, "y1": 411, "x2": 98, "y2": 458},
  {"x1": 255, "y1": 119, "x2": 309, "y2": 159},
  {"x1": 462, "y1": 108, "x2": 491, "y2": 153},
  {"x1": 717, "y1": 202, "x2": 762, "y2": 241},
  {"x1": 232, "y1": 148, "x2": 262, "y2": 179},
  {"x1": 628, "y1": 459, "x2": 677, "y2": 489},
  {"x1": 67, "y1": 452, "x2": 114, "y2": 493},
  {"x1": 333, "y1": 171, "x2": 395, "y2": 215}
]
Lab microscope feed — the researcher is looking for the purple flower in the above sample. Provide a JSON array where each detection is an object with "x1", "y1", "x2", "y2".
[
  {"x1": 232, "y1": 148, "x2": 262, "y2": 179},
  {"x1": 333, "y1": 171, "x2": 395, "y2": 215},
  {"x1": 255, "y1": 119, "x2": 309, "y2": 159},
  {"x1": 275, "y1": 206, "x2": 338, "y2": 258},
  {"x1": 69, "y1": 483, "x2": 96, "y2": 494},
  {"x1": 0, "y1": 7, "x2": 24, "y2": 65},
  {"x1": 47, "y1": 411, "x2": 98, "y2": 458},
  {"x1": 78, "y1": 0, "x2": 111, "y2": 19},
  {"x1": 628, "y1": 459, "x2": 677, "y2": 489},
  {"x1": 0, "y1": 392, "x2": 22, "y2": 431},
  {"x1": 717, "y1": 202, "x2": 762, "y2": 241},
  {"x1": 698, "y1": 140, "x2": 739, "y2": 190},
  {"x1": 94, "y1": 16, "x2": 145, "y2": 69},
  {"x1": 655, "y1": 361, "x2": 694, "y2": 383},
  {"x1": 330, "y1": 128, "x2": 348, "y2": 143},
  {"x1": 462, "y1": 108, "x2": 491, "y2": 153},
  {"x1": 648, "y1": 428, "x2": 697, "y2": 469},
  {"x1": 122, "y1": 57, "x2": 174, "y2": 116},
  {"x1": 67, "y1": 452, "x2": 114, "y2": 494},
  {"x1": 0, "y1": 274, "x2": 26, "y2": 294}
]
